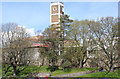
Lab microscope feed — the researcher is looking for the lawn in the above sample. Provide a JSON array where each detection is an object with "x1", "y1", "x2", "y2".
[
  {"x1": 78, "y1": 70, "x2": 120, "y2": 78},
  {"x1": 0, "y1": 69, "x2": 2, "y2": 77},
  {"x1": 0, "y1": 65, "x2": 2, "y2": 77},
  {"x1": 51, "y1": 67, "x2": 99, "y2": 76},
  {"x1": 2, "y1": 65, "x2": 50, "y2": 77},
  {"x1": 2, "y1": 64, "x2": 99, "y2": 77}
]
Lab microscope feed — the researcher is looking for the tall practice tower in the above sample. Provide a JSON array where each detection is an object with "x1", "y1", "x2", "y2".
[
  {"x1": 50, "y1": 2, "x2": 64, "y2": 55},
  {"x1": 50, "y1": 2, "x2": 64, "y2": 30}
]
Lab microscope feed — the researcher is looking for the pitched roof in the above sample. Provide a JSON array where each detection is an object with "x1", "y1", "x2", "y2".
[{"x1": 27, "y1": 36, "x2": 48, "y2": 48}]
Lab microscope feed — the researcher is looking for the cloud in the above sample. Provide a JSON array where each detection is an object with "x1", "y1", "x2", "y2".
[
  {"x1": 18, "y1": 25, "x2": 35, "y2": 36},
  {"x1": 26, "y1": 28, "x2": 35, "y2": 36},
  {"x1": 1, "y1": 25, "x2": 39, "y2": 37}
]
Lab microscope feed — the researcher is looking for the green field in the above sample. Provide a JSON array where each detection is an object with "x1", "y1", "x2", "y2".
[
  {"x1": 2, "y1": 65, "x2": 50, "y2": 77},
  {"x1": 51, "y1": 67, "x2": 99, "y2": 76},
  {"x1": 78, "y1": 70, "x2": 120, "y2": 78},
  {"x1": 0, "y1": 69, "x2": 2, "y2": 77},
  {"x1": 0, "y1": 65, "x2": 2, "y2": 77},
  {"x1": 2, "y1": 64, "x2": 119, "y2": 77},
  {"x1": 2, "y1": 64, "x2": 99, "y2": 77}
]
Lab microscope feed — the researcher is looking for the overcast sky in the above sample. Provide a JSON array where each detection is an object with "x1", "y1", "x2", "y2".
[{"x1": 2, "y1": 2, "x2": 118, "y2": 36}]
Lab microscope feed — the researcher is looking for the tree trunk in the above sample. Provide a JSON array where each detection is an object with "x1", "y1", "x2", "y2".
[
  {"x1": 12, "y1": 65, "x2": 17, "y2": 76},
  {"x1": 79, "y1": 60, "x2": 82, "y2": 68},
  {"x1": 41, "y1": 58, "x2": 44, "y2": 66},
  {"x1": 4, "y1": 64, "x2": 6, "y2": 74},
  {"x1": 79, "y1": 60, "x2": 84, "y2": 68},
  {"x1": 81, "y1": 60, "x2": 84, "y2": 68},
  {"x1": 108, "y1": 64, "x2": 113, "y2": 72},
  {"x1": 63, "y1": 67, "x2": 65, "y2": 71}
]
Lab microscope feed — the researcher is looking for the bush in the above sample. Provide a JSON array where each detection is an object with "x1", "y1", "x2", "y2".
[
  {"x1": 61, "y1": 60, "x2": 72, "y2": 71},
  {"x1": 61, "y1": 60, "x2": 71, "y2": 68},
  {"x1": 2, "y1": 64, "x2": 41, "y2": 77},
  {"x1": 47, "y1": 66, "x2": 59, "y2": 72},
  {"x1": 5, "y1": 72, "x2": 13, "y2": 76}
]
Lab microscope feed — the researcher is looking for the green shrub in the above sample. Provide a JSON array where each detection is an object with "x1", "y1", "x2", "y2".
[
  {"x1": 61, "y1": 60, "x2": 71, "y2": 67},
  {"x1": 47, "y1": 66, "x2": 59, "y2": 72},
  {"x1": 5, "y1": 72, "x2": 13, "y2": 76}
]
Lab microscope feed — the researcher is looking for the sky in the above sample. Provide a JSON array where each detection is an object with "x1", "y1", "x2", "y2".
[{"x1": 2, "y1": 2, "x2": 118, "y2": 36}]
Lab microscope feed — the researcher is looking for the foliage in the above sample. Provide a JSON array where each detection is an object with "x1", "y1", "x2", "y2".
[
  {"x1": 87, "y1": 17, "x2": 118, "y2": 72},
  {"x1": 42, "y1": 26, "x2": 60, "y2": 66},
  {"x1": 2, "y1": 65, "x2": 50, "y2": 77},
  {"x1": 62, "y1": 17, "x2": 118, "y2": 71},
  {"x1": 79, "y1": 70, "x2": 120, "y2": 77},
  {"x1": 45, "y1": 51, "x2": 58, "y2": 66},
  {"x1": 47, "y1": 66, "x2": 59, "y2": 72},
  {"x1": 51, "y1": 67, "x2": 100, "y2": 76},
  {"x1": 1, "y1": 23, "x2": 33, "y2": 76},
  {"x1": 2, "y1": 64, "x2": 100, "y2": 77},
  {"x1": 62, "y1": 19, "x2": 93, "y2": 68},
  {"x1": 61, "y1": 60, "x2": 71, "y2": 68}
]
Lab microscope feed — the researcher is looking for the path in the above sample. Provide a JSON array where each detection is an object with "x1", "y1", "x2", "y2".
[
  {"x1": 27, "y1": 72, "x2": 50, "y2": 77},
  {"x1": 28, "y1": 70, "x2": 98, "y2": 77},
  {"x1": 51, "y1": 70, "x2": 98, "y2": 77}
]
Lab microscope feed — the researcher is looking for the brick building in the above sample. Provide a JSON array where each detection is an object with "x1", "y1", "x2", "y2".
[{"x1": 50, "y1": 2, "x2": 64, "y2": 30}]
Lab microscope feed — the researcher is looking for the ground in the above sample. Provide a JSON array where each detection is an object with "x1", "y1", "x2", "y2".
[{"x1": 1, "y1": 65, "x2": 119, "y2": 78}]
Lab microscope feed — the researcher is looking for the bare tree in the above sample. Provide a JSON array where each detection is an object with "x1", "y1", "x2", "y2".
[
  {"x1": 64, "y1": 20, "x2": 94, "y2": 68},
  {"x1": 1, "y1": 23, "x2": 33, "y2": 76},
  {"x1": 87, "y1": 17, "x2": 118, "y2": 72}
]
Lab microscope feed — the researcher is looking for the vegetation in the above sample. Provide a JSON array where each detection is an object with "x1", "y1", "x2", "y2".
[
  {"x1": 87, "y1": 17, "x2": 118, "y2": 72},
  {"x1": 2, "y1": 65, "x2": 50, "y2": 77},
  {"x1": 78, "y1": 70, "x2": 120, "y2": 77},
  {"x1": 2, "y1": 64, "x2": 100, "y2": 77},
  {"x1": 1, "y1": 23, "x2": 34, "y2": 76},
  {"x1": 1, "y1": 16, "x2": 118, "y2": 77},
  {"x1": 42, "y1": 26, "x2": 60, "y2": 66},
  {"x1": 40, "y1": 14, "x2": 73, "y2": 70},
  {"x1": 62, "y1": 19, "x2": 94, "y2": 68},
  {"x1": 0, "y1": 69, "x2": 1, "y2": 76},
  {"x1": 51, "y1": 67, "x2": 99, "y2": 76}
]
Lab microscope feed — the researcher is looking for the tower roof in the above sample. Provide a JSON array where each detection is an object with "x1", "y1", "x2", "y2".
[
  {"x1": 51, "y1": 2, "x2": 63, "y2": 4},
  {"x1": 51, "y1": 2, "x2": 64, "y2": 6}
]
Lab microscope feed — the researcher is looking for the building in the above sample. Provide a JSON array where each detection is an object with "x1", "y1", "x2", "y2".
[
  {"x1": 50, "y1": 2, "x2": 64, "y2": 31},
  {"x1": 24, "y1": 2, "x2": 65, "y2": 66},
  {"x1": 50, "y1": 2, "x2": 65, "y2": 55}
]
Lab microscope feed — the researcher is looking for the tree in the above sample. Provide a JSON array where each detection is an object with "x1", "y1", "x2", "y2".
[
  {"x1": 58, "y1": 14, "x2": 74, "y2": 69},
  {"x1": 87, "y1": 17, "x2": 118, "y2": 72},
  {"x1": 42, "y1": 26, "x2": 59, "y2": 66},
  {"x1": 1, "y1": 23, "x2": 33, "y2": 76},
  {"x1": 42, "y1": 14, "x2": 73, "y2": 67},
  {"x1": 34, "y1": 30, "x2": 46, "y2": 66},
  {"x1": 59, "y1": 14, "x2": 73, "y2": 39},
  {"x1": 64, "y1": 19, "x2": 94, "y2": 68}
]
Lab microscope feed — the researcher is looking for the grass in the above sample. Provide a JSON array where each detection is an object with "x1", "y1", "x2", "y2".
[
  {"x1": 17, "y1": 65, "x2": 50, "y2": 77},
  {"x1": 2, "y1": 64, "x2": 119, "y2": 78},
  {"x1": 0, "y1": 64, "x2": 2, "y2": 77},
  {"x1": 2, "y1": 65, "x2": 50, "y2": 77},
  {"x1": 2, "y1": 64, "x2": 100, "y2": 77},
  {"x1": 0, "y1": 69, "x2": 1, "y2": 77},
  {"x1": 78, "y1": 70, "x2": 120, "y2": 78},
  {"x1": 51, "y1": 67, "x2": 99, "y2": 76}
]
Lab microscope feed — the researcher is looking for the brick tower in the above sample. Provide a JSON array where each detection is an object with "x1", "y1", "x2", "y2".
[{"x1": 50, "y1": 2, "x2": 64, "y2": 30}]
